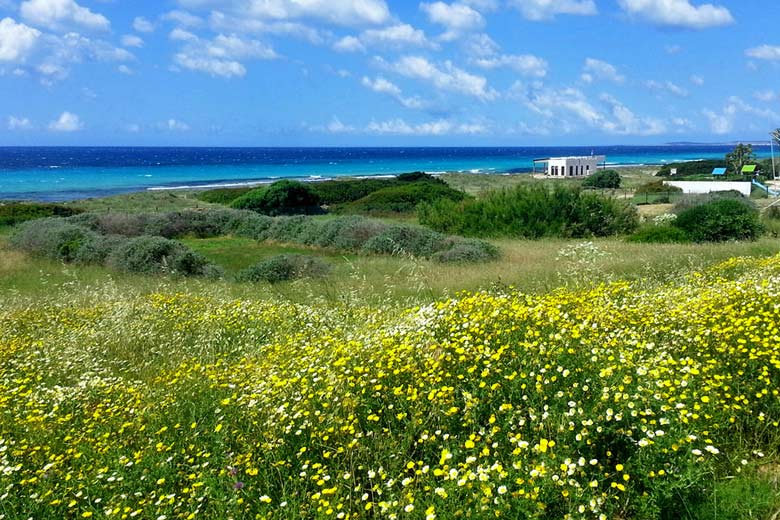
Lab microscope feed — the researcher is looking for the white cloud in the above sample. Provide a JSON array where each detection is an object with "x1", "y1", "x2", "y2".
[
  {"x1": 177, "y1": 0, "x2": 391, "y2": 27},
  {"x1": 665, "y1": 44, "x2": 682, "y2": 54},
  {"x1": 618, "y1": 0, "x2": 734, "y2": 29},
  {"x1": 517, "y1": 83, "x2": 665, "y2": 136},
  {"x1": 472, "y1": 53, "x2": 548, "y2": 77},
  {"x1": 754, "y1": 90, "x2": 778, "y2": 102},
  {"x1": 360, "y1": 24, "x2": 433, "y2": 49},
  {"x1": 333, "y1": 35, "x2": 364, "y2": 52},
  {"x1": 48, "y1": 111, "x2": 82, "y2": 131},
  {"x1": 169, "y1": 28, "x2": 197, "y2": 42},
  {"x1": 327, "y1": 116, "x2": 354, "y2": 133},
  {"x1": 162, "y1": 10, "x2": 204, "y2": 28},
  {"x1": 581, "y1": 58, "x2": 624, "y2": 84},
  {"x1": 644, "y1": 79, "x2": 689, "y2": 97},
  {"x1": 172, "y1": 33, "x2": 277, "y2": 78},
  {"x1": 389, "y1": 55, "x2": 497, "y2": 101},
  {"x1": 0, "y1": 17, "x2": 40, "y2": 62},
  {"x1": 690, "y1": 74, "x2": 704, "y2": 86},
  {"x1": 117, "y1": 64, "x2": 132, "y2": 75},
  {"x1": 421, "y1": 2, "x2": 485, "y2": 40},
  {"x1": 361, "y1": 75, "x2": 426, "y2": 109},
  {"x1": 366, "y1": 118, "x2": 486, "y2": 135},
  {"x1": 745, "y1": 45, "x2": 780, "y2": 61},
  {"x1": 703, "y1": 96, "x2": 779, "y2": 135},
  {"x1": 208, "y1": 12, "x2": 325, "y2": 44},
  {"x1": 34, "y1": 32, "x2": 134, "y2": 83},
  {"x1": 121, "y1": 34, "x2": 143, "y2": 48},
  {"x1": 20, "y1": 0, "x2": 110, "y2": 31},
  {"x1": 334, "y1": 23, "x2": 434, "y2": 52},
  {"x1": 463, "y1": 32, "x2": 499, "y2": 57},
  {"x1": 508, "y1": 0, "x2": 597, "y2": 21},
  {"x1": 125, "y1": 123, "x2": 141, "y2": 133},
  {"x1": 162, "y1": 119, "x2": 190, "y2": 131},
  {"x1": 133, "y1": 16, "x2": 154, "y2": 33},
  {"x1": 8, "y1": 115, "x2": 32, "y2": 130}
]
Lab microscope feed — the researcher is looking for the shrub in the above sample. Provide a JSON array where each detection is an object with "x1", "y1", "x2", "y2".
[
  {"x1": 311, "y1": 178, "x2": 397, "y2": 205},
  {"x1": 627, "y1": 225, "x2": 690, "y2": 244},
  {"x1": 235, "y1": 254, "x2": 330, "y2": 283},
  {"x1": 656, "y1": 159, "x2": 727, "y2": 177},
  {"x1": 431, "y1": 239, "x2": 500, "y2": 263},
  {"x1": 635, "y1": 180, "x2": 683, "y2": 194},
  {"x1": 10, "y1": 218, "x2": 104, "y2": 263},
  {"x1": 107, "y1": 236, "x2": 214, "y2": 276},
  {"x1": 337, "y1": 182, "x2": 467, "y2": 215},
  {"x1": 0, "y1": 202, "x2": 83, "y2": 226},
  {"x1": 361, "y1": 225, "x2": 448, "y2": 257},
  {"x1": 396, "y1": 171, "x2": 443, "y2": 184},
  {"x1": 195, "y1": 187, "x2": 253, "y2": 205},
  {"x1": 419, "y1": 184, "x2": 638, "y2": 239},
  {"x1": 673, "y1": 199, "x2": 762, "y2": 242},
  {"x1": 230, "y1": 180, "x2": 322, "y2": 215},
  {"x1": 583, "y1": 169, "x2": 621, "y2": 189},
  {"x1": 763, "y1": 205, "x2": 780, "y2": 221}
]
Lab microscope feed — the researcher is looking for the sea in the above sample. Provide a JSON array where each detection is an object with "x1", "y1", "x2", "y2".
[{"x1": 0, "y1": 145, "x2": 773, "y2": 201}]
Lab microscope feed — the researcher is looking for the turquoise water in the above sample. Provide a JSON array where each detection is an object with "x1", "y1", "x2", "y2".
[{"x1": 0, "y1": 145, "x2": 772, "y2": 201}]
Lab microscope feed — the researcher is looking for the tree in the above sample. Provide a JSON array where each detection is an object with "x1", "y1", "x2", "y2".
[
  {"x1": 725, "y1": 143, "x2": 757, "y2": 175},
  {"x1": 772, "y1": 128, "x2": 780, "y2": 146},
  {"x1": 583, "y1": 169, "x2": 621, "y2": 189}
]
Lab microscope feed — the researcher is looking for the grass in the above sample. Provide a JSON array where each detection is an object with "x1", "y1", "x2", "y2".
[{"x1": 64, "y1": 190, "x2": 217, "y2": 213}]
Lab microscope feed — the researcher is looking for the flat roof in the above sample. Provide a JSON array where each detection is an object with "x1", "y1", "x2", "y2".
[
  {"x1": 742, "y1": 165, "x2": 757, "y2": 173},
  {"x1": 533, "y1": 155, "x2": 606, "y2": 162}
]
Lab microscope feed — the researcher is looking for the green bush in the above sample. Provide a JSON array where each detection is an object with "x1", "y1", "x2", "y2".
[
  {"x1": 361, "y1": 225, "x2": 449, "y2": 257},
  {"x1": 583, "y1": 169, "x2": 621, "y2": 189},
  {"x1": 419, "y1": 184, "x2": 638, "y2": 239},
  {"x1": 627, "y1": 225, "x2": 690, "y2": 244},
  {"x1": 195, "y1": 187, "x2": 253, "y2": 205},
  {"x1": 396, "y1": 171, "x2": 443, "y2": 184},
  {"x1": 10, "y1": 218, "x2": 105, "y2": 263},
  {"x1": 431, "y1": 239, "x2": 500, "y2": 263},
  {"x1": 673, "y1": 199, "x2": 762, "y2": 242},
  {"x1": 0, "y1": 202, "x2": 83, "y2": 226},
  {"x1": 311, "y1": 178, "x2": 397, "y2": 205},
  {"x1": 107, "y1": 236, "x2": 214, "y2": 276},
  {"x1": 235, "y1": 254, "x2": 330, "y2": 283},
  {"x1": 337, "y1": 182, "x2": 467, "y2": 215},
  {"x1": 230, "y1": 180, "x2": 323, "y2": 215},
  {"x1": 656, "y1": 160, "x2": 727, "y2": 177},
  {"x1": 635, "y1": 180, "x2": 683, "y2": 194}
]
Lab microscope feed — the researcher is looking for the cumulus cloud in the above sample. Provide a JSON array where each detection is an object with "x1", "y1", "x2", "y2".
[
  {"x1": 463, "y1": 32, "x2": 499, "y2": 57},
  {"x1": 366, "y1": 118, "x2": 486, "y2": 135},
  {"x1": 361, "y1": 75, "x2": 426, "y2": 109},
  {"x1": 35, "y1": 32, "x2": 134, "y2": 83},
  {"x1": 387, "y1": 55, "x2": 497, "y2": 101},
  {"x1": 161, "y1": 118, "x2": 190, "y2": 131},
  {"x1": 754, "y1": 90, "x2": 778, "y2": 102},
  {"x1": 133, "y1": 17, "x2": 155, "y2": 33},
  {"x1": 333, "y1": 35, "x2": 364, "y2": 52},
  {"x1": 472, "y1": 53, "x2": 548, "y2": 77},
  {"x1": 333, "y1": 23, "x2": 434, "y2": 52},
  {"x1": 20, "y1": 0, "x2": 110, "y2": 31},
  {"x1": 421, "y1": 2, "x2": 485, "y2": 40},
  {"x1": 177, "y1": 0, "x2": 390, "y2": 27},
  {"x1": 745, "y1": 45, "x2": 780, "y2": 61},
  {"x1": 172, "y1": 33, "x2": 277, "y2": 78},
  {"x1": 516, "y1": 83, "x2": 665, "y2": 136},
  {"x1": 703, "y1": 96, "x2": 779, "y2": 135},
  {"x1": 8, "y1": 115, "x2": 33, "y2": 130},
  {"x1": 644, "y1": 79, "x2": 689, "y2": 97},
  {"x1": 208, "y1": 12, "x2": 325, "y2": 44},
  {"x1": 117, "y1": 64, "x2": 132, "y2": 75},
  {"x1": 326, "y1": 117, "x2": 354, "y2": 133},
  {"x1": 48, "y1": 111, "x2": 82, "y2": 131},
  {"x1": 581, "y1": 58, "x2": 625, "y2": 84},
  {"x1": 617, "y1": 0, "x2": 734, "y2": 29},
  {"x1": 508, "y1": 0, "x2": 597, "y2": 21},
  {"x1": 690, "y1": 75, "x2": 704, "y2": 86},
  {"x1": 121, "y1": 34, "x2": 143, "y2": 48},
  {"x1": 0, "y1": 17, "x2": 40, "y2": 62},
  {"x1": 162, "y1": 10, "x2": 204, "y2": 28}
]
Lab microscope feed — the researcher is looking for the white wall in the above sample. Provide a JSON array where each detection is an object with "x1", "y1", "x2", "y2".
[{"x1": 664, "y1": 181, "x2": 752, "y2": 197}]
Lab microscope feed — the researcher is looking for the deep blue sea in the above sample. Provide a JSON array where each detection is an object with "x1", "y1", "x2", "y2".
[{"x1": 0, "y1": 145, "x2": 773, "y2": 201}]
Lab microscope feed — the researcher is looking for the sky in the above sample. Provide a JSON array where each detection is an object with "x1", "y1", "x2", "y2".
[{"x1": 0, "y1": 0, "x2": 779, "y2": 147}]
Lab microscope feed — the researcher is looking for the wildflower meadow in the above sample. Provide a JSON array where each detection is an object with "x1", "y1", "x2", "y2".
[{"x1": 1, "y1": 255, "x2": 779, "y2": 519}]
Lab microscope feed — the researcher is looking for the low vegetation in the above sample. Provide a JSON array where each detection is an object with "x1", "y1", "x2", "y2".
[
  {"x1": 230, "y1": 180, "x2": 323, "y2": 216},
  {"x1": 1, "y1": 254, "x2": 778, "y2": 519},
  {"x1": 235, "y1": 254, "x2": 330, "y2": 283},
  {"x1": 334, "y1": 181, "x2": 468, "y2": 215},
  {"x1": 582, "y1": 169, "x2": 621, "y2": 189},
  {"x1": 419, "y1": 184, "x2": 638, "y2": 239},
  {"x1": 0, "y1": 201, "x2": 83, "y2": 226}
]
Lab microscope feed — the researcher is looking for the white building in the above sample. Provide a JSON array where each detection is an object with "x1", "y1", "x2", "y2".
[{"x1": 533, "y1": 155, "x2": 606, "y2": 178}]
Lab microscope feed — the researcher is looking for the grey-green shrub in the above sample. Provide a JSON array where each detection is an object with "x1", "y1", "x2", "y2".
[
  {"x1": 431, "y1": 240, "x2": 500, "y2": 263},
  {"x1": 235, "y1": 254, "x2": 330, "y2": 283},
  {"x1": 10, "y1": 218, "x2": 104, "y2": 263},
  {"x1": 107, "y1": 236, "x2": 214, "y2": 276},
  {"x1": 361, "y1": 225, "x2": 447, "y2": 257}
]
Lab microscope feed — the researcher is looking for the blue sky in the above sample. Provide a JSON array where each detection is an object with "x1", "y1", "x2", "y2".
[{"x1": 0, "y1": 0, "x2": 778, "y2": 146}]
